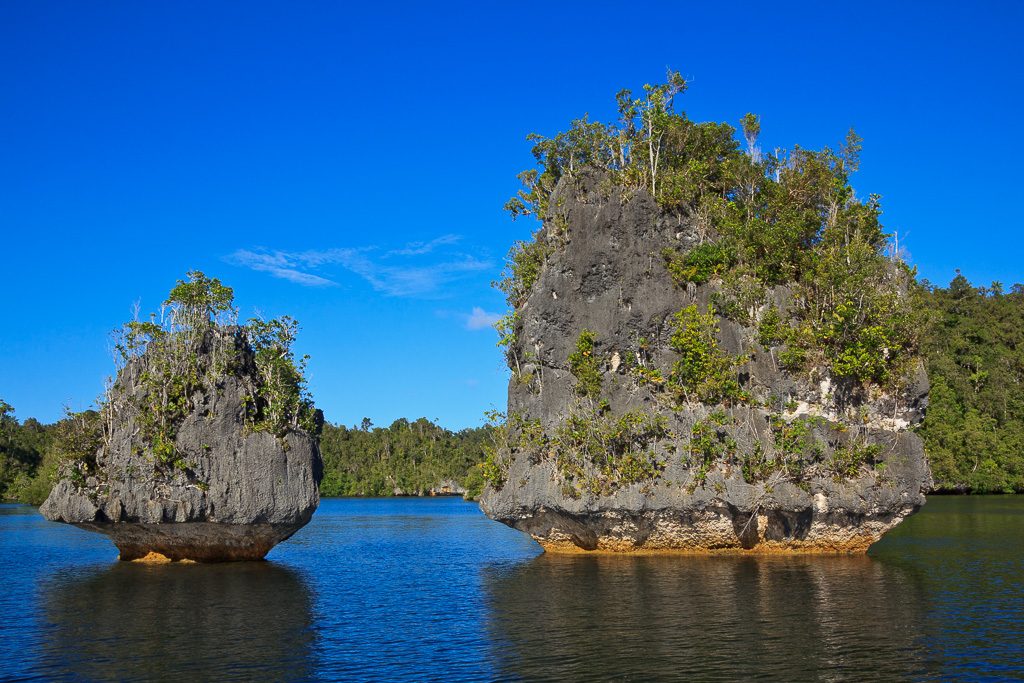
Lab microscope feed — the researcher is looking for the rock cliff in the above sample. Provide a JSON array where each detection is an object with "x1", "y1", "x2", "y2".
[
  {"x1": 481, "y1": 171, "x2": 931, "y2": 553},
  {"x1": 42, "y1": 275, "x2": 322, "y2": 561}
]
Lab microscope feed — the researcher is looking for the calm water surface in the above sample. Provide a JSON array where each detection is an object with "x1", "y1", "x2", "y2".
[{"x1": 1, "y1": 496, "x2": 1021, "y2": 681}]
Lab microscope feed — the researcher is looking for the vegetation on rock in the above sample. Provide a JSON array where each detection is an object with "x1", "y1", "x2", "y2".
[
  {"x1": 662, "y1": 244, "x2": 731, "y2": 286},
  {"x1": 483, "y1": 69, "x2": 1009, "y2": 536},
  {"x1": 3, "y1": 272, "x2": 319, "y2": 504},
  {"x1": 558, "y1": 410, "x2": 671, "y2": 496},
  {"x1": 114, "y1": 271, "x2": 318, "y2": 463},
  {"x1": 667, "y1": 305, "x2": 746, "y2": 404},
  {"x1": 687, "y1": 412, "x2": 736, "y2": 486},
  {"x1": 503, "y1": 70, "x2": 918, "y2": 392},
  {"x1": 568, "y1": 330, "x2": 603, "y2": 400}
]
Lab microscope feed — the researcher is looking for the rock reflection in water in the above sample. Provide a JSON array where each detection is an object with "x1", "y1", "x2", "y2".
[
  {"x1": 485, "y1": 554, "x2": 931, "y2": 681},
  {"x1": 41, "y1": 562, "x2": 314, "y2": 681}
]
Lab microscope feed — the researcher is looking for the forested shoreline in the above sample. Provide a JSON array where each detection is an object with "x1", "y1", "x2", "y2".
[
  {"x1": 318, "y1": 418, "x2": 491, "y2": 499},
  {"x1": 916, "y1": 275, "x2": 1024, "y2": 492},
  {"x1": 2, "y1": 274, "x2": 1022, "y2": 503}
]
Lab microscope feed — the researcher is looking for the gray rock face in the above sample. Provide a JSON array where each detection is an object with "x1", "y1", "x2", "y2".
[
  {"x1": 481, "y1": 171, "x2": 932, "y2": 554},
  {"x1": 41, "y1": 329, "x2": 322, "y2": 561},
  {"x1": 428, "y1": 479, "x2": 468, "y2": 496}
]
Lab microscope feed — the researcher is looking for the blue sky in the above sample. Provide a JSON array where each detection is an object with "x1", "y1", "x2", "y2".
[{"x1": 1, "y1": 1, "x2": 1021, "y2": 428}]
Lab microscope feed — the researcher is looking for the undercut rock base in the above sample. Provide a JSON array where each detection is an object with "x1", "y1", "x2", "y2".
[
  {"x1": 70, "y1": 522, "x2": 307, "y2": 562},
  {"x1": 509, "y1": 507, "x2": 916, "y2": 555}
]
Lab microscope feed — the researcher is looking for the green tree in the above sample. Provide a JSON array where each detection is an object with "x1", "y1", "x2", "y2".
[
  {"x1": 0, "y1": 400, "x2": 52, "y2": 500},
  {"x1": 568, "y1": 330, "x2": 603, "y2": 400},
  {"x1": 668, "y1": 305, "x2": 744, "y2": 404}
]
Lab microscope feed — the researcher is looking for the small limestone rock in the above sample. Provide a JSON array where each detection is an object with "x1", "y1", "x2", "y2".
[{"x1": 42, "y1": 326, "x2": 323, "y2": 562}]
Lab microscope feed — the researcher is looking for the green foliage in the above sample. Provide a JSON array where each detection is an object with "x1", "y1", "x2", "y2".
[
  {"x1": 480, "y1": 451, "x2": 506, "y2": 490},
  {"x1": 165, "y1": 270, "x2": 236, "y2": 327},
  {"x1": 505, "y1": 116, "x2": 613, "y2": 219},
  {"x1": 828, "y1": 440, "x2": 880, "y2": 480},
  {"x1": 740, "y1": 113, "x2": 761, "y2": 156},
  {"x1": 494, "y1": 311, "x2": 526, "y2": 379},
  {"x1": 662, "y1": 243, "x2": 733, "y2": 286},
  {"x1": 0, "y1": 400, "x2": 52, "y2": 501},
  {"x1": 476, "y1": 411, "x2": 546, "y2": 492},
  {"x1": 505, "y1": 73, "x2": 915, "y2": 391},
  {"x1": 568, "y1": 330, "x2": 603, "y2": 399},
  {"x1": 246, "y1": 316, "x2": 317, "y2": 435},
  {"x1": 623, "y1": 339, "x2": 666, "y2": 389},
  {"x1": 47, "y1": 409, "x2": 105, "y2": 481},
  {"x1": 492, "y1": 238, "x2": 548, "y2": 369},
  {"x1": 739, "y1": 443, "x2": 770, "y2": 485},
  {"x1": 461, "y1": 463, "x2": 487, "y2": 501},
  {"x1": 495, "y1": 312, "x2": 519, "y2": 352},
  {"x1": 495, "y1": 237, "x2": 549, "y2": 309},
  {"x1": 107, "y1": 271, "x2": 317, "y2": 470},
  {"x1": 505, "y1": 70, "x2": 736, "y2": 217},
  {"x1": 318, "y1": 417, "x2": 492, "y2": 498},
  {"x1": 776, "y1": 323, "x2": 814, "y2": 372},
  {"x1": 687, "y1": 412, "x2": 736, "y2": 486},
  {"x1": 737, "y1": 413, "x2": 847, "y2": 483},
  {"x1": 796, "y1": 235, "x2": 917, "y2": 384},
  {"x1": 554, "y1": 409, "x2": 670, "y2": 495},
  {"x1": 668, "y1": 305, "x2": 745, "y2": 404},
  {"x1": 0, "y1": 408, "x2": 102, "y2": 504},
  {"x1": 712, "y1": 267, "x2": 766, "y2": 325},
  {"x1": 917, "y1": 276, "x2": 1024, "y2": 492},
  {"x1": 716, "y1": 141, "x2": 915, "y2": 385},
  {"x1": 768, "y1": 415, "x2": 824, "y2": 478},
  {"x1": 631, "y1": 363, "x2": 666, "y2": 389},
  {"x1": 757, "y1": 304, "x2": 784, "y2": 348}
]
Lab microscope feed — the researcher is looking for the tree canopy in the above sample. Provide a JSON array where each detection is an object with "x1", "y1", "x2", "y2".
[
  {"x1": 319, "y1": 418, "x2": 491, "y2": 498},
  {"x1": 916, "y1": 275, "x2": 1024, "y2": 492},
  {"x1": 501, "y1": 70, "x2": 918, "y2": 390}
]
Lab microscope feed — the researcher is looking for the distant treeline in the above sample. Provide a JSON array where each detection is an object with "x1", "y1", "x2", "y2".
[
  {"x1": 3, "y1": 273, "x2": 1023, "y2": 502},
  {"x1": 0, "y1": 400, "x2": 54, "y2": 504},
  {"x1": 319, "y1": 418, "x2": 491, "y2": 498},
  {"x1": 916, "y1": 275, "x2": 1024, "y2": 492}
]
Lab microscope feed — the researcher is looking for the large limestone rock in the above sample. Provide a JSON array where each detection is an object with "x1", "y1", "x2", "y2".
[
  {"x1": 42, "y1": 328, "x2": 322, "y2": 561},
  {"x1": 481, "y1": 171, "x2": 931, "y2": 554}
]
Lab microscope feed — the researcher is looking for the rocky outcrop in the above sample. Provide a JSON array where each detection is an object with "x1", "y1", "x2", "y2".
[
  {"x1": 481, "y1": 171, "x2": 931, "y2": 554},
  {"x1": 42, "y1": 328, "x2": 323, "y2": 561},
  {"x1": 428, "y1": 479, "x2": 468, "y2": 496}
]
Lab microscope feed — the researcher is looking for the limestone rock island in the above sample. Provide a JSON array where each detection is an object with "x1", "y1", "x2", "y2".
[
  {"x1": 42, "y1": 272, "x2": 323, "y2": 561},
  {"x1": 481, "y1": 73, "x2": 931, "y2": 554}
]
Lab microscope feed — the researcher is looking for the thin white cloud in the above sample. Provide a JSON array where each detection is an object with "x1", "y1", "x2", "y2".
[
  {"x1": 355, "y1": 256, "x2": 492, "y2": 297},
  {"x1": 388, "y1": 234, "x2": 461, "y2": 257},
  {"x1": 466, "y1": 306, "x2": 502, "y2": 330},
  {"x1": 227, "y1": 249, "x2": 341, "y2": 287},
  {"x1": 227, "y1": 239, "x2": 492, "y2": 298}
]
